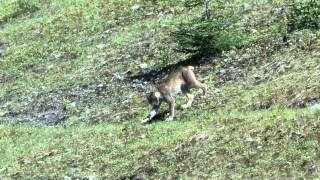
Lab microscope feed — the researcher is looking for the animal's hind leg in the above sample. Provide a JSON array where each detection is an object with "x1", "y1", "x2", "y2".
[
  {"x1": 185, "y1": 71, "x2": 208, "y2": 94},
  {"x1": 182, "y1": 93, "x2": 194, "y2": 109}
]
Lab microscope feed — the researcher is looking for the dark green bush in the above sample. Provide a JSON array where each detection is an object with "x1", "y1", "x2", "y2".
[
  {"x1": 287, "y1": 0, "x2": 320, "y2": 32},
  {"x1": 17, "y1": 0, "x2": 39, "y2": 13},
  {"x1": 183, "y1": 0, "x2": 203, "y2": 8},
  {"x1": 172, "y1": 18, "x2": 248, "y2": 56},
  {"x1": 171, "y1": 0, "x2": 248, "y2": 56},
  {"x1": 0, "y1": 0, "x2": 39, "y2": 24}
]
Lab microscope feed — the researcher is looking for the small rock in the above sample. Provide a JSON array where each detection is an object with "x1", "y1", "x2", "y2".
[
  {"x1": 97, "y1": 83, "x2": 104, "y2": 88},
  {"x1": 112, "y1": 74, "x2": 124, "y2": 81},
  {"x1": 240, "y1": 3, "x2": 251, "y2": 11},
  {"x1": 254, "y1": 74, "x2": 262, "y2": 80},
  {"x1": 87, "y1": 176, "x2": 94, "y2": 180},
  {"x1": 140, "y1": 134, "x2": 146, "y2": 139},
  {"x1": 139, "y1": 63, "x2": 148, "y2": 70},
  {"x1": 96, "y1": 44, "x2": 108, "y2": 49},
  {"x1": 32, "y1": 28, "x2": 43, "y2": 37},
  {"x1": 197, "y1": 134, "x2": 209, "y2": 142},
  {"x1": 132, "y1": 83, "x2": 146, "y2": 91},
  {"x1": 47, "y1": 64, "x2": 54, "y2": 70},
  {"x1": 131, "y1": 4, "x2": 140, "y2": 11},
  {"x1": 131, "y1": 175, "x2": 143, "y2": 180},
  {"x1": 64, "y1": 176, "x2": 72, "y2": 180},
  {"x1": 245, "y1": 137, "x2": 254, "y2": 142},
  {"x1": 251, "y1": 29, "x2": 258, "y2": 34},
  {"x1": 0, "y1": 168, "x2": 7, "y2": 174},
  {"x1": 214, "y1": 88, "x2": 222, "y2": 93},
  {"x1": 51, "y1": 51, "x2": 63, "y2": 60},
  {"x1": 37, "y1": 108, "x2": 66, "y2": 126},
  {"x1": 253, "y1": 74, "x2": 264, "y2": 84},
  {"x1": 219, "y1": 69, "x2": 226, "y2": 75},
  {"x1": 0, "y1": 110, "x2": 8, "y2": 117},
  {"x1": 145, "y1": 12, "x2": 154, "y2": 16},
  {"x1": 290, "y1": 131, "x2": 306, "y2": 139},
  {"x1": 277, "y1": 65, "x2": 286, "y2": 74},
  {"x1": 309, "y1": 104, "x2": 320, "y2": 113},
  {"x1": 161, "y1": 24, "x2": 170, "y2": 28},
  {"x1": 133, "y1": 79, "x2": 141, "y2": 83},
  {"x1": 122, "y1": 99, "x2": 129, "y2": 104},
  {"x1": 274, "y1": 7, "x2": 284, "y2": 14},
  {"x1": 70, "y1": 102, "x2": 77, "y2": 107}
]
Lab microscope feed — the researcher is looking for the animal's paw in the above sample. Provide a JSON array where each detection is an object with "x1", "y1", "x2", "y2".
[
  {"x1": 198, "y1": 86, "x2": 208, "y2": 95},
  {"x1": 181, "y1": 104, "x2": 190, "y2": 109},
  {"x1": 141, "y1": 118, "x2": 150, "y2": 124},
  {"x1": 165, "y1": 116, "x2": 174, "y2": 121},
  {"x1": 203, "y1": 85, "x2": 208, "y2": 95}
]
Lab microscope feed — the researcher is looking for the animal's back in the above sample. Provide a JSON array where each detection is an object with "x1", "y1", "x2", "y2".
[
  {"x1": 157, "y1": 66, "x2": 194, "y2": 95},
  {"x1": 166, "y1": 66, "x2": 193, "y2": 82}
]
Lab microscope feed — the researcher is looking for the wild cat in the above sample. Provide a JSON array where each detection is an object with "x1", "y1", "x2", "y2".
[{"x1": 142, "y1": 66, "x2": 207, "y2": 123}]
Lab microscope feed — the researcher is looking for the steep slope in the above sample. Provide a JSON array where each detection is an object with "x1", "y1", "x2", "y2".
[{"x1": 0, "y1": 0, "x2": 319, "y2": 179}]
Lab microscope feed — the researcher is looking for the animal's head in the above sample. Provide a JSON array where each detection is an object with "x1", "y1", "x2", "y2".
[{"x1": 146, "y1": 91, "x2": 161, "y2": 106}]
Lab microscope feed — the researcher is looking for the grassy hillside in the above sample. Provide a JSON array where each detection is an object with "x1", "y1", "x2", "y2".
[{"x1": 0, "y1": 0, "x2": 319, "y2": 179}]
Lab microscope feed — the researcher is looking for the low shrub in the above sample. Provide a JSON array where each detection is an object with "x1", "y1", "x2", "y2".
[
  {"x1": 287, "y1": 0, "x2": 320, "y2": 32},
  {"x1": 172, "y1": 17, "x2": 248, "y2": 56},
  {"x1": 171, "y1": 0, "x2": 248, "y2": 57}
]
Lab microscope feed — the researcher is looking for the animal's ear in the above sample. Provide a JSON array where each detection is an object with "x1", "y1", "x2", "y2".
[
  {"x1": 154, "y1": 92, "x2": 161, "y2": 105},
  {"x1": 154, "y1": 91, "x2": 161, "y2": 98}
]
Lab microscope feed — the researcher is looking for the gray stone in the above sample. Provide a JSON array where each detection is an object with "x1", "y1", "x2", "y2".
[
  {"x1": 131, "y1": 4, "x2": 140, "y2": 11},
  {"x1": 139, "y1": 63, "x2": 148, "y2": 69},
  {"x1": 96, "y1": 44, "x2": 108, "y2": 49},
  {"x1": 309, "y1": 104, "x2": 320, "y2": 113}
]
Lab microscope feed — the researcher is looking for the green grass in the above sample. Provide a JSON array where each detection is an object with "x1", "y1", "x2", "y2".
[
  {"x1": 1, "y1": 0, "x2": 320, "y2": 179},
  {"x1": 1, "y1": 109, "x2": 319, "y2": 178}
]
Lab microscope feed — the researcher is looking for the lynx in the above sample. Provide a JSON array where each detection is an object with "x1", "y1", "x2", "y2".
[{"x1": 142, "y1": 66, "x2": 207, "y2": 123}]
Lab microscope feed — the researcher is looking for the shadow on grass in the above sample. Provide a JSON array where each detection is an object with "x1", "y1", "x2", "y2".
[
  {"x1": 144, "y1": 111, "x2": 168, "y2": 124},
  {"x1": 143, "y1": 106, "x2": 196, "y2": 124},
  {"x1": 129, "y1": 53, "x2": 211, "y2": 81}
]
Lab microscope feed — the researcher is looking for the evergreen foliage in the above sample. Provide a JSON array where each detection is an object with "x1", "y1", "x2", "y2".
[
  {"x1": 287, "y1": 0, "x2": 320, "y2": 32},
  {"x1": 172, "y1": 1, "x2": 248, "y2": 56},
  {"x1": 172, "y1": 18, "x2": 247, "y2": 56}
]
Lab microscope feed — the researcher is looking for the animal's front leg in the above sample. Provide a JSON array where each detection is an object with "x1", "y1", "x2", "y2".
[
  {"x1": 141, "y1": 104, "x2": 161, "y2": 124},
  {"x1": 166, "y1": 96, "x2": 175, "y2": 121},
  {"x1": 182, "y1": 93, "x2": 194, "y2": 109}
]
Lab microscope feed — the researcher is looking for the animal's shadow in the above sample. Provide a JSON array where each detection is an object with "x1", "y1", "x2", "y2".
[
  {"x1": 143, "y1": 105, "x2": 188, "y2": 124},
  {"x1": 130, "y1": 54, "x2": 206, "y2": 81},
  {"x1": 145, "y1": 111, "x2": 169, "y2": 124}
]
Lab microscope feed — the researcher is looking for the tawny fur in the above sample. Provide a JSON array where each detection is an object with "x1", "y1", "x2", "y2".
[{"x1": 142, "y1": 66, "x2": 207, "y2": 123}]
